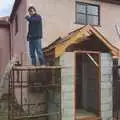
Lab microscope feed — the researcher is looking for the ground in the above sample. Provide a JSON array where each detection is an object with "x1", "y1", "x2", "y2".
[{"x1": 0, "y1": 98, "x2": 8, "y2": 120}]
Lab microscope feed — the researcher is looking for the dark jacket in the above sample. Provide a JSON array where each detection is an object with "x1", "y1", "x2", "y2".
[{"x1": 26, "y1": 14, "x2": 43, "y2": 40}]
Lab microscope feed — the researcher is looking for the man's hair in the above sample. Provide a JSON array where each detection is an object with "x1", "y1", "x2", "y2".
[{"x1": 28, "y1": 6, "x2": 36, "y2": 12}]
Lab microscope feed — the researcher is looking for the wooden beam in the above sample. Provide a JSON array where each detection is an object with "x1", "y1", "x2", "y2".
[
  {"x1": 76, "y1": 116, "x2": 101, "y2": 120},
  {"x1": 13, "y1": 65, "x2": 64, "y2": 71},
  {"x1": 86, "y1": 53, "x2": 99, "y2": 67},
  {"x1": 14, "y1": 112, "x2": 60, "y2": 120},
  {"x1": 89, "y1": 26, "x2": 119, "y2": 57},
  {"x1": 13, "y1": 84, "x2": 60, "y2": 88},
  {"x1": 75, "y1": 50, "x2": 100, "y2": 54},
  {"x1": 55, "y1": 29, "x2": 91, "y2": 57}
]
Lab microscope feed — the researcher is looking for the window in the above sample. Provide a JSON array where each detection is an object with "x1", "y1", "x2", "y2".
[
  {"x1": 15, "y1": 14, "x2": 18, "y2": 35},
  {"x1": 76, "y1": 2, "x2": 100, "y2": 25}
]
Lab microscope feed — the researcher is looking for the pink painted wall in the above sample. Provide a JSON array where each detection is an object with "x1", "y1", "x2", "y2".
[
  {"x1": 0, "y1": 25, "x2": 10, "y2": 73},
  {"x1": 27, "y1": 0, "x2": 120, "y2": 48},
  {"x1": 11, "y1": 0, "x2": 120, "y2": 63},
  {"x1": 10, "y1": 0, "x2": 28, "y2": 63}
]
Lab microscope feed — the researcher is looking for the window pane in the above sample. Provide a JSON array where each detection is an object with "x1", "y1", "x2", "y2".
[
  {"x1": 87, "y1": 5, "x2": 98, "y2": 15},
  {"x1": 87, "y1": 15, "x2": 98, "y2": 25},
  {"x1": 76, "y1": 3, "x2": 86, "y2": 13},
  {"x1": 76, "y1": 13, "x2": 86, "y2": 24}
]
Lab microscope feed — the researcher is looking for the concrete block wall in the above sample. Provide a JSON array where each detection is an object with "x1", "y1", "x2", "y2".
[
  {"x1": 48, "y1": 89, "x2": 61, "y2": 120},
  {"x1": 60, "y1": 52, "x2": 75, "y2": 120},
  {"x1": 14, "y1": 71, "x2": 47, "y2": 120},
  {"x1": 47, "y1": 69, "x2": 61, "y2": 120},
  {"x1": 100, "y1": 53, "x2": 113, "y2": 120}
]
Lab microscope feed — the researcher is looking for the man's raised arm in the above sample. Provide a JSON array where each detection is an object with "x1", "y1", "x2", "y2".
[{"x1": 25, "y1": 15, "x2": 41, "y2": 22}]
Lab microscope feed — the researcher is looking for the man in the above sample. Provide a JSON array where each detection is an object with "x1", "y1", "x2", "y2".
[{"x1": 25, "y1": 6, "x2": 45, "y2": 66}]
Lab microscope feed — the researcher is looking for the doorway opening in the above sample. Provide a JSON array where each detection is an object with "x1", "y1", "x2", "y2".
[{"x1": 75, "y1": 51, "x2": 100, "y2": 120}]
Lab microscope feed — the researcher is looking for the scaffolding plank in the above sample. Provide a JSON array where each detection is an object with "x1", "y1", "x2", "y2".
[
  {"x1": 13, "y1": 65, "x2": 63, "y2": 70},
  {"x1": 14, "y1": 112, "x2": 60, "y2": 120},
  {"x1": 13, "y1": 84, "x2": 60, "y2": 88}
]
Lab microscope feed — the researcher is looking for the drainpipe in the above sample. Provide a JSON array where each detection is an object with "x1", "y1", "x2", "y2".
[
  {"x1": 8, "y1": 20, "x2": 12, "y2": 60},
  {"x1": 9, "y1": 24, "x2": 11, "y2": 60}
]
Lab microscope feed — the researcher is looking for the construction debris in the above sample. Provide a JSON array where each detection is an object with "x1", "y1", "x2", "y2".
[
  {"x1": 0, "y1": 56, "x2": 18, "y2": 120},
  {"x1": 0, "y1": 56, "x2": 18, "y2": 98}
]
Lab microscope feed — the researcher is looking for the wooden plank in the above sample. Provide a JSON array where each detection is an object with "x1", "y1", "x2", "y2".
[
  {"x1": 55, "y1": 30, "x2": 91, "y2": 57},
  {"x1": 86, "y1": 53, "x2": 99, "y2": 67},
  {"x1": 13, "y1": 65, "x2": 63, "y2": 70},
  {"x1": 89, "y1": 25, "x2": 119, "y2": 57},
  {"x1": 14, "y1": 112, "x2": 60, "y2": 120},
  {"x1": 76, "y1": 116, "x2": 101, "y2": 120},
  {"x1": 13, "y1": 84, "x2": 60, "y2": 88},
  {"x1": 75, "y1": 50, "x2": 100, "y2": 54}
]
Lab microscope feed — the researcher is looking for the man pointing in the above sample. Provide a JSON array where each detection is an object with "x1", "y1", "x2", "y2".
[{"x1": 25, "y1": 6, "x2": 45, "y2": 66}]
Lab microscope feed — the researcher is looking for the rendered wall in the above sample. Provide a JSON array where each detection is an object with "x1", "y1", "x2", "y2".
[{"x1": 27, "y1": 0, "x2": 120, "y2": 48}]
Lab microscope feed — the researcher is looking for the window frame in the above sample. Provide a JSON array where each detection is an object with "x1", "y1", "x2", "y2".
[
  {"x1": 15, "y1": 14, "x2": 18, "y2": 35},
  {"x1": 75, "y1": 1, "x2": 100, "y2": 26}
]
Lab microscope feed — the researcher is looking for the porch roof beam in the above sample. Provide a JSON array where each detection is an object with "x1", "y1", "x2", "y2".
[{"x1": 86, "y1": 53, "x2": 99, "y2": 67}]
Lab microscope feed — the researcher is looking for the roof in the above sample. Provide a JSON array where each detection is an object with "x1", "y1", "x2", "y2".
[
  {"x1": 43, "y1": 26, "x2": 85, "y2": 52},
  {"x1": 0, "y1": 17, "x2": 9, "y2": 27},
  {"x1": 10, "y1": 0, "x2": 21, "y2": 22},
  {"x1": 44, "y1": 25, "x2": 120, "y2": 58},
  {"x1": 101, "y1": 0, "x2": 120, "y2": 5}
]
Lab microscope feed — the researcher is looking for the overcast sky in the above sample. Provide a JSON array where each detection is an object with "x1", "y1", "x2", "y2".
[{"x1": 0, "y1": 0, "x2": 15, "y2": 17}]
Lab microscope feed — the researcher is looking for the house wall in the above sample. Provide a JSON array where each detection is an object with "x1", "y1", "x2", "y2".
[
  {"x1": 0, "y1": 26, "x2": 10, "y2": 73},
  {"x1": 100, "y1": 53, "x2": 113, "y2": 120},
  {"x1": 10, "y1": 0, "x2": 28, "y2": 63},
  {"x1": 10, "y1": 0, "x2": 120, "y2": 63},
  {"x1": 27, "y1": 0, "x2": 120, "y2": 47}
]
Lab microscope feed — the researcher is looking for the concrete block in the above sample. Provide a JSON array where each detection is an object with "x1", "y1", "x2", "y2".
[
  {"x1": 101, "y1": 67, "x2": 112, "y2": 75},
  {"x1": 101, "y1": 53, "x2": 112, "y2": 58},
  {"x1": 63, "y1": 68, "x2": 75, "y2": 75},
  {"x1": 60, "y1": 52, "x2": 75, "y2": 67},
  {"x1": 62, "y1": 109, "x2": 74, "y2": 116},
  {"x1": 101, "y1": 82, "x2": 112, "y2": 89},
  {"x1": 101, "y1": 103, "x2": 112, "y2": 111},
  {"x1": 101, "y1": 88, "x2": 112, "y2": 98},
  {"x1": 62, "y1": 85, "x2": 73, "y2": 92},
  {"x1": 107, "y1": 117, "x2": 113, "y2": 120},
  {"x1": 61, "y1": 100, "x2": 74, "y2": 109},
  {"x1": 63, "y1": 77, "x2": 74, "y2": 84},
  {"x1": 101, "y1": 61, "x2": 113, "y2": 67},
  {"x1": 101, "y1": 74, "x2": 112, "y2": 82},
  {"x1": 63, "y1": 96, "x2": 74, "y2": 102},
  {"x1": 61, "y1": 75, "x2": 74, "y2": 86},
  {"x1": 101, "y1": 60, "x2": 113, "y2": 69},
  {"x1": 101, "y1": 110, "x2": 112, "y2": 120},
  {"x1": 62, "y1": 116, "x2": 74, "y2": 120},
  {"x1": 101, "y1": 96, "x2": 112, "y2": 104}
]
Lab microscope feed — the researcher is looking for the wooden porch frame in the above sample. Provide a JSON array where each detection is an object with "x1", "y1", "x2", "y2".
[{"x1": 74, "y1": 50, "x2": 101, "y2": 120}]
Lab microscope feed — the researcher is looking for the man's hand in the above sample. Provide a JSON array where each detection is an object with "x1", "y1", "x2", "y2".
[{"x1": 25, "y1": 15, "x2": 30, "y2": 19}]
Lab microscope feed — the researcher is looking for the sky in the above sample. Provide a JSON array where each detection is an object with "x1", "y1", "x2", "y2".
[{"x1": 0, "y1": 0, "x2": 15, "y2": 17}]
